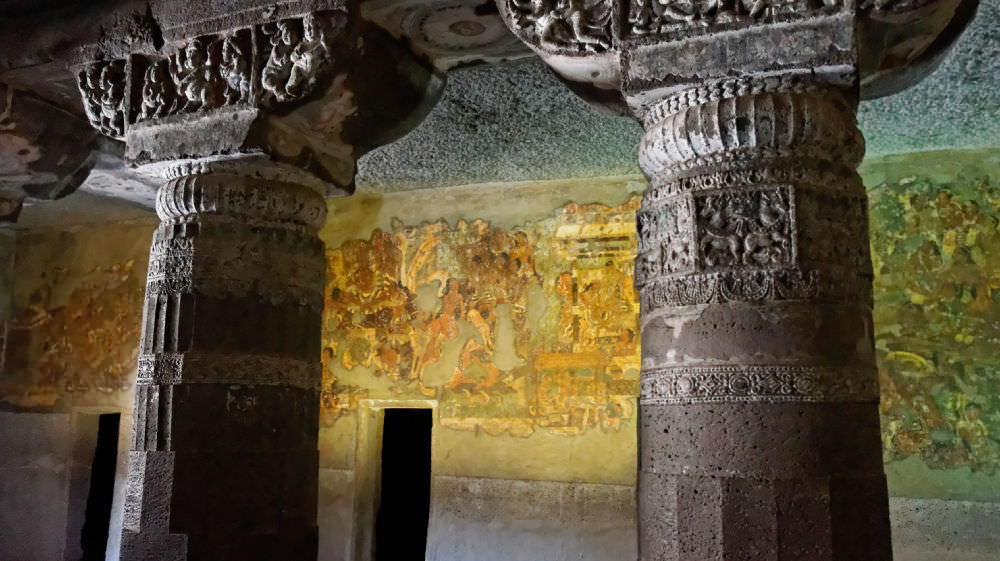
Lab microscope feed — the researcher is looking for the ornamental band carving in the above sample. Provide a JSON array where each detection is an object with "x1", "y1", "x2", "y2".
[
  {"x1": 77, "y1": 7, "x2": 347, "y2": 139},
  {"x1": 640, "y1": 364, "x2": 879, "y2": 404},
  {"x1": 502, "y1": 0, "x2": 614, "y2": 52},
  {"x1": 628, "y1": 0, "x2": 845, "y2": 38}
]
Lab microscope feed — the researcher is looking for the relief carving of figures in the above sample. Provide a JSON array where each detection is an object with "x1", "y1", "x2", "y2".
[
  {"x1": 696, "y1": 189, "x2": 791, "y2": 270},
  {"x1": 262, "y1": 12, "x2": 344, "y2": 103},
  {"x1": 219, "y1": 36, "x2": 251, "y2": 104},
  {"x1": 140, "y1": 61, "x2": 174, "y2": 120},
  {"x1": 505, "y1": 0, "x2": 613, "y2": 52},
  {"x1": 630, "y1": 0, "x2": 840, "y2": 36},
  {"x1": 77, "y1": 61, "x2": 126, "y2": 137},
  {"x1": 168, "y1": 38, "x2": 221, "y2": 112}
]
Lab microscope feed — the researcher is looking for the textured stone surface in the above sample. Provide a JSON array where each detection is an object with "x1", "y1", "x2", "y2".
[
  {"x1": 0, "y1": 412, "x2": 73, "y2": 561},
  {"x1": 628, "y1": 78, "x2": 889, "y2": 561},
  {"x1": 860, "y1": 0, "x2": 1000, "y2": 156},
  {"x1": 890, "y1": 497, "x2": 1000, "y2": 561},
  {"x1": 355, "y1": 59, "x2": 642, "y2": 191},
  {"x1": 426, "y1": 475, "x2": 636, "y2": 561},
  {"x1": 119, "y1": 172, "x2": 327, "y2": 561}
]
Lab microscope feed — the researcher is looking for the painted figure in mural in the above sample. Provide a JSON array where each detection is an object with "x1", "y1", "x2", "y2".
[{"x1": 318, "y1": 199, "x2": 641, "y2": 437}]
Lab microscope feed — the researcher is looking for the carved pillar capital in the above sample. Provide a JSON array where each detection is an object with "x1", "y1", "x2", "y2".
[
  {"x1": 497, "y1": 0, "x2": 976, "y2": 106},
  {"x1": 74, "y1": 1, "x2": 441, "y2": 195}
]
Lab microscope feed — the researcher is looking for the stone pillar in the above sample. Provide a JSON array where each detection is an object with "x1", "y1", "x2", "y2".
[
  {"x1": 123, "y1": 170, "x2": 326, "y2": 560},
  {"x1": 66, "y1": 3, "x2": 440, "y2": 557},
  {"x1": 634, "y1": 78, "x2": 888, "y2": 561},
  {"x1": 493, "y1": 0, "x2": 976, "y2": 559}
]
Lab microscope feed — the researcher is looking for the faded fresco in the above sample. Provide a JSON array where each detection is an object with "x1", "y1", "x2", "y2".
[
  {"x1": 0, "y1": 228, "x2": 148, "y2": 409},
  {"x1": 320, "y1": 198, "x2": 641, "y2": 436},
  {"x1": 2, "y1": 151, "x2": 1000, "y2": 483},
  {"x1": 871, "y1": 168, "x2": 1000, "y2": 474}
]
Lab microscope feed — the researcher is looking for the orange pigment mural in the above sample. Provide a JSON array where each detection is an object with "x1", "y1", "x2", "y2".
[{"x1": 318, "y1": 198, "x2": 642, "y2": 436}]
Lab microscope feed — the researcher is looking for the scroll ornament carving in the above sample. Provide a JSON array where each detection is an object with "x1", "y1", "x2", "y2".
[
  {"x1": 78, "y1": 60, "x2": 126, "y2": 137},
  {"x1": 628, "y1": 0, "x2": 843, "y2": 37},
  {"x1": 640, "y1": 364, "x2": 879, "y2": 404},
  {"x1": 638, "y1": 267, "x2": 871, "y2": 308},
  {"x1": 503, "y1": 0, "x2": 614, "y2": 52}
]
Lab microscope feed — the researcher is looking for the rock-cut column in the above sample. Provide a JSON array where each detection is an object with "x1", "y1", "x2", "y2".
[
  {"x1": 123, "y1": 170, "x2": 326, "y2": 560},
  {"x1": 493, "y1": 0, "x2": 976, "y2": 558},
  {"x1": 634, "y1": 79, "x2": 889, "y2": 560}
]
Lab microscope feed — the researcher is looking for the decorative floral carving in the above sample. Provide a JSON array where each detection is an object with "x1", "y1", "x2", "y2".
[
  {"x1": 629, "y1": 0, "x2": 843, "y2": 37},
  {"x1": 78, "y1": 61, "x2": 126, "y2": 137},
  {"x1": 503, "y1": 0, "x2": 614, "y2": 53},
  {"x1": 638, "y1": 267, "x2": 871, "y2": 308},
  {"x1": 640, "y1": 364, "x2": 879, "y2": 404}
]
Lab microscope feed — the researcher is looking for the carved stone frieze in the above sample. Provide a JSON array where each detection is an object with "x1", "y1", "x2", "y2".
[
  {"x1": 147, "y1": 236, "x2": 195, "y2": 289},
  {"x1": 638, "y1": 267, "x2": 871, "y2": 308},
  {"x1": 640, "y1": 364, "x2": 880, "y2": 404},
  {"x1": 501, "y1": 0, "x2": 614, "y2": 53},
  {"x1": 628, "y1": 0, "x2": 846, "y2": 39},
  {"x1": 76, "y1": 7, "x2": 348, "y2": 139},
  {"x1": 78, "y1": 60, "x2": 127, "y2": 137}
]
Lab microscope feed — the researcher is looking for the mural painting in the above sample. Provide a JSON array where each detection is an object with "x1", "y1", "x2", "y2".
[
  {"x1": 1, "y1": 158, "x2": 1000, "y2": 482},
  {"x1": 0, "y1": 238, "x2": 145, "y2": 409},
  {"x1": 871, "y1": 171, "x2": 1000, "y2": 473},
  {"x1": 319, "y1": 198, "x2": 642, "y2": 436}
]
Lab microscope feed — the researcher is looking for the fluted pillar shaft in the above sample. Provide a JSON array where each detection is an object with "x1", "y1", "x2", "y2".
[
  {"x1": 121, "y1": 171, "x2": 327, "y2": 560},
  {"x1": 634, "y1": 79, "x2": 891, "y2": 561}
]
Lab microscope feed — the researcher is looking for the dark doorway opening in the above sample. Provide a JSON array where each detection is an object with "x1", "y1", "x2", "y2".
[
  {"x1": 374, "y1": 408, "x2": 432, "y2": 561},
  {"x1": 79, "y1": 413, "x2": 120, "y2": 561}
]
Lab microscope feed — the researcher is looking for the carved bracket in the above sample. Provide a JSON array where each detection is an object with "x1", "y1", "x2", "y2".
[{"x1": 77, "y1": 7, "x2": 348, "y2": 140}]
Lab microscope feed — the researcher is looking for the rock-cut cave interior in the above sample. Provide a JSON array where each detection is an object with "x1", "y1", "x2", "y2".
[{"x1": 1, "y1": 0, "x2": 999, "y2": 560}]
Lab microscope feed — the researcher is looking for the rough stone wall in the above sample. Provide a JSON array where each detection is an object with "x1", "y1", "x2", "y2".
[{"x1": 2, "y1": 150, "x2": 1000, "y2": 560}]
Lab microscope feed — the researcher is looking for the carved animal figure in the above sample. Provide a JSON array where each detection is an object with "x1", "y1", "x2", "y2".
[{"x1": 742, "y1": 190, "x2": 790, "y2": 266}]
